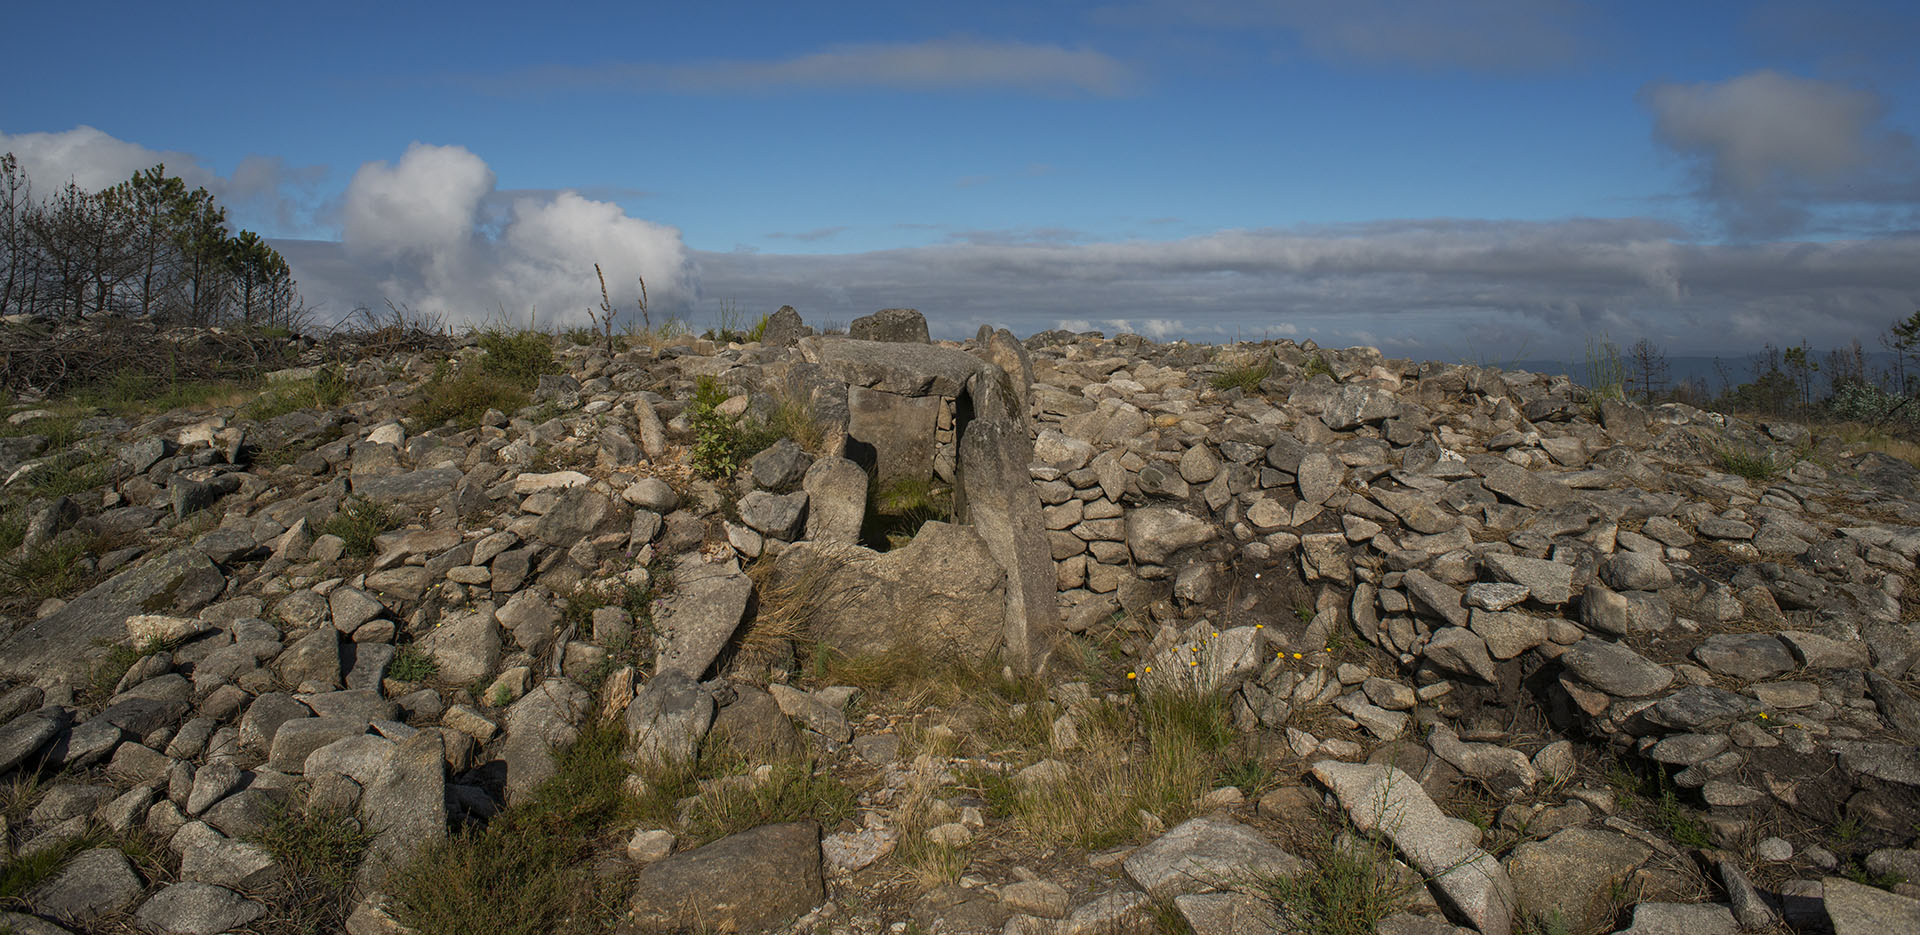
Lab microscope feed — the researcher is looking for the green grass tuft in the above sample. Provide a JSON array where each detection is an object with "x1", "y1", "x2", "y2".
[
  {"x1": 320, "y1": 498, "x2": 399, "y2": 558},
  {"x1": 387, "y1": 718, "x2": 637, "y2": 935}
]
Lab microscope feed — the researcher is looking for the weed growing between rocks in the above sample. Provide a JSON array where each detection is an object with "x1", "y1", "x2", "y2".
[
  {"x1": 319, "y1": 498, "x2": 400, "y2": 558},
  {"x1": 249, "y1": 802, "x2": 377, "y2": 934},
  {"x1": 686, "y1": 375, "x2": 780, "y2": 479},
  {"x1": 387, "y1": 644, "x2": 439, "y2": 683},
  {"x1": 243, "y1": 365, "x2": 349, "y2": 421},
  {"x1": 1257, "y1": 831, "x2": 1420, "y2": 935},
  {"x1": 1210, "y1": 356, "x2": 1272, "y2": 393},
  {"x1": 387, "y1": 718, "x2": 637, "y2": 935},
  {"x1": 1710, "y1": 443, "x2": 1780, "y2": 481}
]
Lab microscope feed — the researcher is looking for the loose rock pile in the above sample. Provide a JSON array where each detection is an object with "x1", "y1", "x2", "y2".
[{"x1": 0, "y1": 309, "x2": 1916, "y2": 935}]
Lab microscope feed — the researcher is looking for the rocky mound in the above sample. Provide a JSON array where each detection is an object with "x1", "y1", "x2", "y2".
[{"x1": 0, "y1": 309, "x2": 1914, "y2": 935}]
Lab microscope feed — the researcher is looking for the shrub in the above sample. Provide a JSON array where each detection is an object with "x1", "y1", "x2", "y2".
[
  {"x1": 1257, "y1": 831, "x2": 1423, "y2": 935},
  {"x1": 1301, "y1": 354, "x2": 1336, "y2": 380},
  {"x1": 685, "y1": 376, "x2": 779, "y2": 479},
  {"x1": 474, "y1": 329, "x2": 560, "y2": 384},
  {"x1": 387, "y1": 719, "x2": 636, "y2": 935},
  {"x1": 250, "y1": 802, "x2": 378, "y2": 933}
]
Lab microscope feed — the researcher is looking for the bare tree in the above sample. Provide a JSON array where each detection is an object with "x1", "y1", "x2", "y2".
[{"x1": 1627, "y1": 338, "x2": 1669, "y2": 405}]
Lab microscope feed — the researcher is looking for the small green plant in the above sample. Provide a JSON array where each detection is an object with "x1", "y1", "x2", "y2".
[
  {"x1": 1841, "y1": 859, "x2": 1906, "y2": 889},
  {"x1": 82, "y1": 635, "x2": 180, "y2": 702},
  {"x1": 747, "y1": 314, "x2": 771, "y2": 343},
  {"x1": 1833, "y1": 814, "x2": 1863, "y2": 843},
  {"x1": 0, "y1": 538, "x2": 89, "y2": 600},
  {"x1": 1302, "y1": 354, "x2": 1336, "y2": 380},
  {"x1": 320, "y1": 498, "x2": 399, "y2": 558},
  {"x1": 685, "y1": 376, "x2": 778, "y2": 479},
  {"x1": 387, "y1": 718, "x2": 637, "y2": 935},
  {"x1": 1215, "y1": 755, "x2": 1271, "y2": 797},
  {"x1": 1257, "y1": 831, "x2": 1420, "y2": 935},
  {"x1": 683, "y1": 757, "x2": 856, "y2": 845},
  {"x1": 245, "y1": 366, "x2": 349, "y2": 420},
  {"x1": 1583, "y1": 334, "x2": 1627, "y2": 408},
  {"x1": 388, "y1": 645, "x2": 439, "y2": 682},
  {"x1": 1710, "y1": 443, "x2": 1780, "y2": 481},
  {"x1": 249, "y1": 801, "x2": 378, "y2": 933},
  {"x1": 1651, "y1": 785, "x2": 1712, "y2": 848},
  {"x1": 1210, "y1": 357, "x2": 1272, "y2": 392},
  {"x1": 474, "y1": 328, "x2": 561, "y2": 385}
]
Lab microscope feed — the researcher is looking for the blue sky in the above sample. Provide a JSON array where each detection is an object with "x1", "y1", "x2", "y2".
[{"x1": 3, "y1": 0, "x2": 1917, "y2": 360}]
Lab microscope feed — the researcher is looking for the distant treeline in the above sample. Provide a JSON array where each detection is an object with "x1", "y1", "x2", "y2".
[
  {"x1": 0, "y1": 154, "x2": 302, "y2": 329},
  {"x1": 1533, "y1": 325, "x2": 1920, "y2": 426}
]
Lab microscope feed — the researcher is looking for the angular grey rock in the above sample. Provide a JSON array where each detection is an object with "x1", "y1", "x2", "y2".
[
  {"x1": 954, "y1": 366, "x2": 1059, "y2": 672},
  {"x1": 349, "y1": 465, "x2": 462, "y2": 504},
  {"x1": 1480, "y1": 553, "x2": 1574, "y2": 606},
  {"x1": 759, "y1": 305, "x2": 807, "y2": 345},
  {"x1": 1831, "y1": 741, "x2": 1920, "y2": 786},
  {"x1": 28, "y1": 846, "x2": 143, "y2": 925},
  {"x1": 357, "y1": 728, "x2": 448, "y2": 889},
  {"x1": 499, "y1": 679, "x2": 594, "y2": 804},
  {"x1": 768, "y1": 683, "x2": 853, "y2": 742},
  {"x1": 1127, "y1": 507, "x2": 1217, "y2": 566},
  {"x1": 1691, "y1": 633, "x2": 1796, "y2": 681},
  {"x1": 266, "y1": 716, "x2": 368, "y2": 772},
  {"x1": 275, "y1": 628, "x2": 342, "y2": 688},
  {"x1": 623, "y1": 822, "x2": 824, "y2": 934},
  {"x1": 174, "y1": 821, "x2": 279, "y2": 889},
  {"x1": 0, "y1": 706, "x2": 68, "y2": 774},
  {"x1": 1823, "y1": 876, "x2": 1920, "y2": 935},
  {"x1": 1579, "y1": 584, "x2": 1632, "y2": 636},
  {"x1": 770, "y1": 522, "x2": 1007, "y2": 662},
  {"x1": 622, "y1": 477, "x2": 679, "y2": 513},
  {"x1": 800, "y1": 457, "x2": 867, "y2": 546},
  {"x1": 1311, "y1": 760, "x2": 1514, "y2": 935},
  {"x1": 133, "y1": 882, "x2": 265, "y2": 935},
  {"x1": 1560, "y1": 639, "x2": 1673, "y2": 697},
  {"x1": 1173, "y1": 892, "x2": 1280, "y2": 935},
  {"x1": 1122, "y1": 816, "x2": 1303, "y2": 900},
  {"x1": 650, "y1": 555, "x2": 752, "y2": 681},
  {"x1": 1504, "y1": 827, "x2": 1650, "y2": 934},
  {"x1": 1866, "y1": 671, "x2": 1920, "y2": 740},
  {"x1": 748, "y1": 437, "x2": 812, "y2": 489},
  {"x1": 848, "y1": 307, "x2": 930, "y2": 343},
  {"x1": 1467, "y1": 609, "x2": 1546, "y2": 660},
  {"x1": 418, "y1": 602, "x2": 501, "y2": 685},
  {"x1": 1321, "y1": 384, "x2": 1400, "y2": 430},
  {"x1": 1402, "y1": 569, "x2": 1469, "y2": 628},
  {"x1": 328, "y1": 586, "x2": 387, "y2": 634},
  {"x1": 1296, "y1": 451, "x2": 1341, "y2": 506},
  {"x1": 738, "y1": 489, "x2": 808, "y2": 539},
  {"x1": 1423, "y1": 627, "x2": 1498, "y2": 683},
  {"x1": 625, "y1": 671, "x2": 714, "y2": 769},
  {"x1": 1643, "y1": 685, "x2": 1757, "y2": 730},
  {"x1": 1613, "y1": 902, "x2": 1738, "y2": 935},
  {"x1": 533, "y1": 486, "x2": 613, "y2": 545},
  {"x1": 1469, "y1": 454, "x2": 1572, "y2": 509},
  {"x1": 1600, "y1": 552, "x2": 1674, "y2": 591}
]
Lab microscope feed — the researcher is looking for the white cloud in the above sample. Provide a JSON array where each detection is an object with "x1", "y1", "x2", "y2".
[
  {"x1": 323, "y1": 142, "x2": 691, "y2": 328},
  {"x1": 1644, "y1": 70, "x2": 1920, "y2": 236},
  {"x1": 674, "y1": 219, "x2": 1920, "y2": 357},
  {"x1": 476, "y1": 39, "x2": 1137, "y2": 97},
  {"x1": 0, "y1": 125, "x2": 325, "y2": 235}
]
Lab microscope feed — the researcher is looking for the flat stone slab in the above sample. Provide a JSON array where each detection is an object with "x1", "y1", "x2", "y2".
[
  {"x1": 1312, "y1": 761, "x2": 1514, "y2": 935},
  {"x1": 0, "y1": 548, "x2": 223, "y2": 690},
  {"x1": 622, "y1": 821, "x2": 824, "y2": 934},
  {"x1": 1122, "y1": 816, "x2": 1303, "y2": 900}
]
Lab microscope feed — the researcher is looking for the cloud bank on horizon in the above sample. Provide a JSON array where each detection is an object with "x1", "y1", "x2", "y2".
[{"x1": 2, "y1": 0, "x2": 1916, "y2": 360}]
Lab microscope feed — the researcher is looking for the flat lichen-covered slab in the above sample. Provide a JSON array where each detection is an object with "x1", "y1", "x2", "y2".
[{"x1": 0, "y1": 548, "x2": 224, "y2": 690}]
